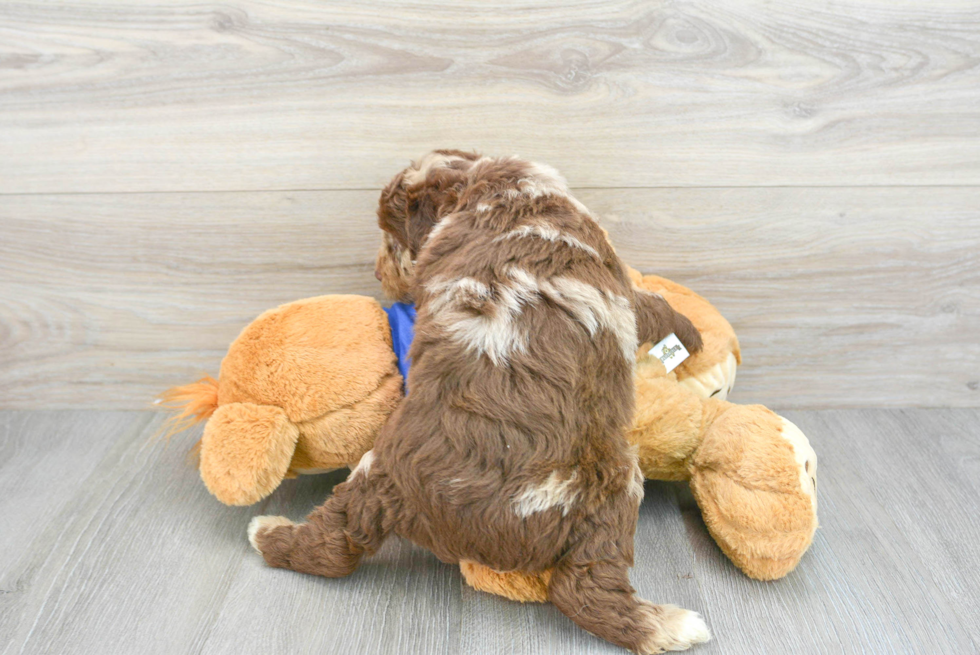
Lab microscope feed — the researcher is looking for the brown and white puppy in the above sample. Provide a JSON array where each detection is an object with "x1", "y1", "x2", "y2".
[{"x1": 249, "y1": 151, "x2": 709, "y2": 653}]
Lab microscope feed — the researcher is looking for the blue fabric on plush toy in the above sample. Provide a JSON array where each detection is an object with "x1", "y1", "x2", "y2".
[{"x1": 383, "y1": 302, "x2": 416, "y2": 393}]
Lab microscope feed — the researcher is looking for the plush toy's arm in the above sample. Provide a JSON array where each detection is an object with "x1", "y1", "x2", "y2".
[{"x1": 689, "y1": 402, "x2": 818, "y2": 580}]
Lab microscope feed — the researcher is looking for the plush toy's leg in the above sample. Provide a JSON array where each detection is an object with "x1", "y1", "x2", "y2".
[
  {"x1": 459, "y1": 561, "x2": 552, "y2": 603},
  {"x1": 547, "y1": 496, "x2": 710, "y2": 654},
  {"x1": 689, "y1": 404, "x2": 818, "y2": 580},
  {"x1": 248, "y1": 450, "x2": 395, "y2": 578}
]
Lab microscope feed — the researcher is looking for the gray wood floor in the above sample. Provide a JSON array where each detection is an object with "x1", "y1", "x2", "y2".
[{"x1": 2, "y1": 409, "x2": 978, "y2": 654}]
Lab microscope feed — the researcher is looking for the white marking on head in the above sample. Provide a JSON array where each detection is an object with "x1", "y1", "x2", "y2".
[
  {"x1": 513, "y1": 470, "x2": 580, "y2": 517},
  {"x1": 377, "y1": 231, "x2": 415, "y2": 300},
  {"x1": 403, "y1": 152, "x2": 465, "y2": 186},
  {"x1": 539, "y1": 277, "x2": 638, "y2": 362},
  {"x1": 349, "y1": 449, "x2": 374, "y2": 479},
  {"x1": 494, "y1": 223, "x2": 600, "y2": 260}
]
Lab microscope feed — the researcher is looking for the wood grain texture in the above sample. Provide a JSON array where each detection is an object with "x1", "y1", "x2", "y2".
[
  {"x1": 0, "y1": 411, "x2": 141, "y2": 644},
  {"x1": 2, "y1": 409, "x2": 980, "y2": 654},
  {"x1": 585, "y1": 187, "x2": 980, "y2": 409},
  {"x1": 814, "y1": 409, "x2": 980, "y2": 647},
  {"x1": 1, "y1": 0, "x2": 979, "y2": 193},
  {"x1": 2, "y1": 187, "x2": 977, "y2": 409},
  {"x1": 201, "y1": 469, "x2": 463, "y2": 655},
  {"x1": 0, "y1": 415, "x2": 259, "y2": 655}
]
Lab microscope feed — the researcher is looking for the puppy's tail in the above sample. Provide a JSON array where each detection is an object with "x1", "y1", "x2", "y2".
[{"x1": 154, "y1": 375, "x2": 219, "y2": 442}]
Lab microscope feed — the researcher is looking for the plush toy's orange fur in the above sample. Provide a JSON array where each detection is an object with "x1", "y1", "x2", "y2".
[
  {"x1": 161, "y1": 295, "x2": 403, "y2": 506},
  {"x1": 161, "y1": 272, "x2": 818, "y2": 588}
]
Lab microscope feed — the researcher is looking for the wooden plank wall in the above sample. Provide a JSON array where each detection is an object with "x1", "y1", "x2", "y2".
[{"x1": 1, "y1": 0, "x2": 978, "y2": 409}]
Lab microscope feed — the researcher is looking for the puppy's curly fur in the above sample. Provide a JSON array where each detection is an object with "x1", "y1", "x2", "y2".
[{"x1": 251, "y1": 151, "x2": 708, "y2": 653}]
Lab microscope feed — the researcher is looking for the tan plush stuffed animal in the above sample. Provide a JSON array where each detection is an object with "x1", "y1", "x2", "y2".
[
  {"x1": 162, "y1": 271, "x2": 817, "y2": 588},
  {"x1": 161, "y1": 295, "x2": 404, "y2": 505}
]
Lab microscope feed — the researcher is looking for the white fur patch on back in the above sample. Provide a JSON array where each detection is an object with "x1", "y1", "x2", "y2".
[
  {"x1": 427, "y1": 271, "x2": 538, "y2": 365},
  {"x1": 539, "y1": 277, "x2": 638, "y2": 362},
  {"x1": 525, "y1": 161, "x2": 595, "y2": 217},
  {"x1": 494, "y1": 223, "x2": 600, "y2": 260},
  {"x1": 427, "y1": 268, "x2": 637, "y2": 365},
  {"x1": 426, "y1": 213, "x2": 455, "y2": 245},
  {"x1": 513, "y1": 470, "x2": 580, "y2": 518},
  {"x1": 427, "y1": 276, "x2": 492, "y2": 311}
]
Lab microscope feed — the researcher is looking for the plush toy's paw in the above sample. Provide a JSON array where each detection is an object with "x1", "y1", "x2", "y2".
[
  {"x1": 678, "y1": 352, "x2": 738, "y2": 401},
  {"x1": 459, "y1": 560, "x2": 552, "y2": 603},
  {"x1": 779, "y1": 416, "x2": 818, "y2": 510},
  {"x1": 247, "y1": 515, "x2": 295, "y2": 553},
  {"x1": 636, "y1": 603, "x2": 711, "y2": 653},
  {"x1": 690, "y1": 405, "x2": 818, "y2": 580}
]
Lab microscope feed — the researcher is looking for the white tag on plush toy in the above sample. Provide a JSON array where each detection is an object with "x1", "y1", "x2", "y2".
[{"x1": 649, "y1": 333, "x2": 690, "y2": 373}]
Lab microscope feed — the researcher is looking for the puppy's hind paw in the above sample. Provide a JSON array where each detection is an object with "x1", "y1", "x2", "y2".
[
  {"x1": 636, "y1": 603, "x2": 711, "y2": 653},
  {"x1": 247, "y1": 515, "x2": 294, "y2": 553}
]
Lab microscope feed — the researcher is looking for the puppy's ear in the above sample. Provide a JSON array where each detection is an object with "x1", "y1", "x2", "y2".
[
  {"x1": 403, "y1": 165, "x2": 467, "y2": 257},
  {"x1": 634, "y1": 290, "x2": 703, "y2": 354},
  {"x1": 378, "y1": 171, "x2": 409, "y2": 245}
]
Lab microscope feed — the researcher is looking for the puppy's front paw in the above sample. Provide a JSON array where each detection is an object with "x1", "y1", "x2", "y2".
[{"x1": 247, "y1": 515, "x2": 294, "y2": 553}]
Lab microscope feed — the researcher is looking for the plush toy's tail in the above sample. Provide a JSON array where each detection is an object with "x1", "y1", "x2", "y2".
[{"x1": 155, "y1": 375, "x2": 220, "y2": 442}]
